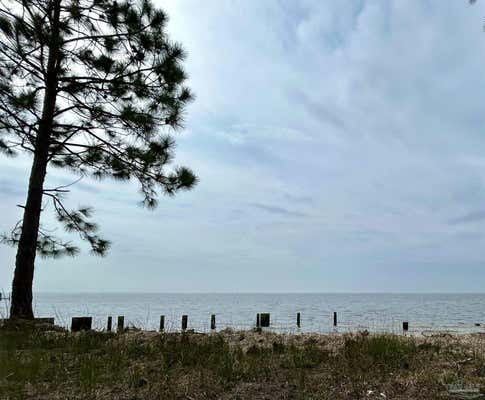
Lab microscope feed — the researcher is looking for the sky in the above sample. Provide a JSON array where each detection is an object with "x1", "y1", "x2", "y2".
[{"x1": 2, "y1": 0, "x2": 485, "y2": 293}]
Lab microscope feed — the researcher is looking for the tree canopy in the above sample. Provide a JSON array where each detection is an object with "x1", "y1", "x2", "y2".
[{"x1": 0, "y1": 0, "x2": 197, "y2": 258}]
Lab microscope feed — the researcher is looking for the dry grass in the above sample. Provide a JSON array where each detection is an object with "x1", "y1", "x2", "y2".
[{"x1": 1, "y1": 323, "x2": 485, "y2": 399}]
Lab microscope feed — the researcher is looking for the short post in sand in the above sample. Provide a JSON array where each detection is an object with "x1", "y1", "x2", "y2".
[{"x1": 71, "y1": 317, "x2": 92, "y2": 332}]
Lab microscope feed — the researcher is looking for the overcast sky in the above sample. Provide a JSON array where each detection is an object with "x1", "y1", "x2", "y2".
[{"x1": 2, "y1": 0, "x2": 485, "y2": 293}]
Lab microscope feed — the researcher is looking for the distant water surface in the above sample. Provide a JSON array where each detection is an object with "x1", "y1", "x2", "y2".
[{"x1": 6, "y1": 293, "x2": 485, "y2": 334}]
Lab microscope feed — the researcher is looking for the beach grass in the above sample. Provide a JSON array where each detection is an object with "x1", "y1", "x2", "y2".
[{"x1": 0, "y1": 322, "x2": 484, "y2": 399}]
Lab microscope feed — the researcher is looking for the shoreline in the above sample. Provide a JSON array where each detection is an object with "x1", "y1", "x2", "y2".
[{"x1": 3, "y1": 316, "x2": 485, "y2": 337}]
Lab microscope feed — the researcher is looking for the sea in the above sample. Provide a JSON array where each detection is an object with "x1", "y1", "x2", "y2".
[{"x1": 2, "y1": 293, "x2": 485, "y2": 334}]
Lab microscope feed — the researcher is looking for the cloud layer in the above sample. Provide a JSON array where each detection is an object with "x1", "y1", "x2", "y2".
[{"x1": 2, "y1": 0, "x2": 485, "y2": 292}]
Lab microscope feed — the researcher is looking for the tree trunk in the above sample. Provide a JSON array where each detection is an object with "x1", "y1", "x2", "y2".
[
  {"x1": 10, "y1": 145, "x2": 51, "y2": 318},
  {"x1": 9, "y1": 0, "x2": 61, "y2": 319}
]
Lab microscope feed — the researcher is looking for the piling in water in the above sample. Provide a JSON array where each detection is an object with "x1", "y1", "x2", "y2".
[
  {"x1": 297, "y1": 312, "x2": 301, "y2": 328},
  {"x1": 333, "y1": 312, "x2": 337, "y2": 327},
  {"x1": 182, "y1": 315, "x2": 188, "y2": 331},
  {"x1": 160, "y1": 315, "x2": 165, "y2": 332},
  {"x1": 260, "y1": 313, "x2": 270, "y2": 328},
  {"x1": 107, "y1": 316, "x2": 112, "y2": 332},
  {"x1": 117, "y1": 316, "x2": 124, "y2": 333},
  {"x1": 210, "y1": 314, "x2": 216, "y2": 330}
]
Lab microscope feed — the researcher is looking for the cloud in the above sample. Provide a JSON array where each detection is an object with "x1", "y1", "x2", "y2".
[
  {"x1": 449, "y1": 210, "x2": 485, "y2": 225},
  {"x1": 283, "y1": 193, "x2": 313, "y2": 204},
  {"x1": 214, "y1": 123, "x2": 309, "y2": 146},
  {"x1": 0, "y1": 179, "x2": 25, "y2": 197},
  {"x1": 250, "y1": 203, "x2": 307, "y2": 218},
  {"x1": 290, "y1": 88, "x2": 348, "y2": 131}
]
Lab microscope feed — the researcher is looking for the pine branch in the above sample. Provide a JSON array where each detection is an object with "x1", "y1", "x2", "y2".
[{"x1": 0, "y1": 0, "x2": 198, "y2": 259}]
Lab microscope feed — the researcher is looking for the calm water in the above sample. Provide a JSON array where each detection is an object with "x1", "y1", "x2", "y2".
[{"x1": 3, "y1": 293, "x2": 485, "y2": 334}]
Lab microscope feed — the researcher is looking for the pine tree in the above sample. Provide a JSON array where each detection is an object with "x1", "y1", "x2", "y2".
[{"x1": 0, "y1": 0, "x2": 197, "y2": 319}]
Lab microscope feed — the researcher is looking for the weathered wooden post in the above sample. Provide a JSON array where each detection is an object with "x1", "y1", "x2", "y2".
[
  {"x1": 107, "y1": 316, "x2": 112, "y2": 332},
  {"x1": 256, "y1": 313, "x2": 260, "y2": 328},
  {"x1": 403, "y1": 321, "x2": 409, "y2": 332},
  {"x1": 71, "y1": 317, "x2": 92, "y2": 332},
  {"x1": 181, "y1": 315, "x2": 188, "y2": 331},
  {"x1": 333, "y1": 312, "x2": 337, "y2": 327},
  {"x1": 210, "y1": 314, "x2": 216, "y2": 330},
  {"x1": 296, "y1": 312, "x2": 301, "y2": 328},
  {"x1": 260, "y1": 313, "x2": 270, "y2": 327},
  {"x1": 117, "y1": 316, "x2": 124, "y2": 333},
  {"x1": 159, "y1": 315, "x2": 165, "y2": 332}
]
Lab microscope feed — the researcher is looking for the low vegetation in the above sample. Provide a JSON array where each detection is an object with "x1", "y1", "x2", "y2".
[{"x1": 1, "y1": 323, "x2": 485, "y2": 399}]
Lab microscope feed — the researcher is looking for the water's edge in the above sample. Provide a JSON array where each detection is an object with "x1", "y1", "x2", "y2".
[{"x1": 1, "y1": 292, "x2": 484, "y2": 334}]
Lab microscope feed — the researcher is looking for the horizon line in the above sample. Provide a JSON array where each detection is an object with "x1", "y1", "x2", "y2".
[{"x1": 21, "y1": 291, "x2": 485, "y2": 295}]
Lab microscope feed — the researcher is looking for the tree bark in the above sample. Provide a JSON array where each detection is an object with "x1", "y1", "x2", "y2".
[{"x1": 9, "y1": 0, "x2": 61, "y2": 319}]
